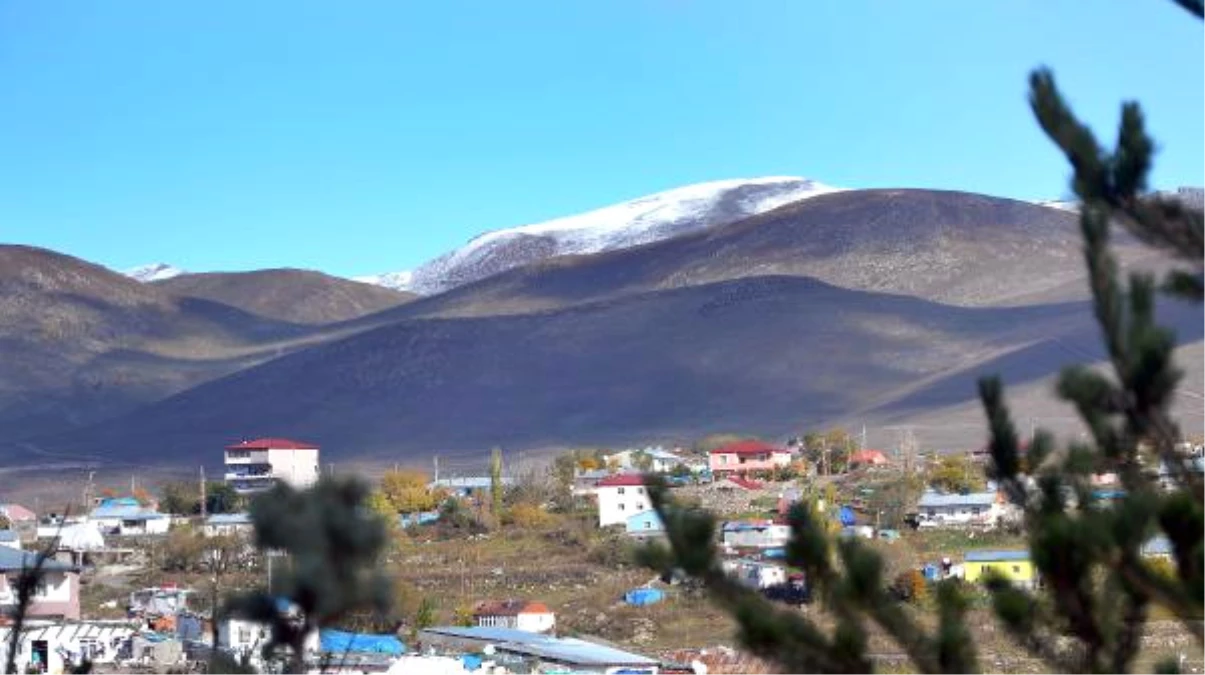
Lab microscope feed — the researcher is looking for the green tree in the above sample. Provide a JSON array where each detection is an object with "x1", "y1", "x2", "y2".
[
  {"x1": 927, "y1": 454, "x2": 986, "y2": 494},
  {"x1": 643, "y1": 4, "x2": 1204, "y2": 672},
  {"x1": 206, "y1": 481, "x2": 243, "y2": 515},
  {"x1": 160, "y1": 481, "x2": 198, "y2": 515},
  {"x1": 224, "y1": 477, "x2": 392, "y2": 674},
  {"x1": 489, "y1": 447, "x2": 504, "y2": 517},
  {"x1": 413, "y1": 596, "x2": 438, "y2": 634},
  {"x1": 802, "y1": 428, "x2": 856, "y2": 475},
  {"x1": 632, "y1": 450, "x2": 654, "y2": 472}
]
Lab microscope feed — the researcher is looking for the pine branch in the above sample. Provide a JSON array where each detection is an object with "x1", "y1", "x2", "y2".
[{"x1": 1171, "y1": 0, "x2": 1204, "y2": 19}]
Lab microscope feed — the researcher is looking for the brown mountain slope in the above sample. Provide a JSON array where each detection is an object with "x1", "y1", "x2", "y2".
[
  {"x1": 0, "y1": 246, "x2": 325, "y2": 439},
  {"x1": 20, "y1": 274, "x2": 1201, "y2": 468},
  {"x1": 156, "y1": 269, "x2": 415, "y2": 324},
  {"x1": 351, "y1": 189, "x2": 1150, "y2": 326}
]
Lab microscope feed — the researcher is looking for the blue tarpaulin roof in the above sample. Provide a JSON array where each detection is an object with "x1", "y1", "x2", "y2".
[
  {"x1": 319, "y1": 629, "x2": 405, "y2": 655},
  {"x1": 624, "y1": 588, "x2": 665, "y2": 606},
  {"x1": 838, "y1": 506, "x2": 856, "y2": 527}
]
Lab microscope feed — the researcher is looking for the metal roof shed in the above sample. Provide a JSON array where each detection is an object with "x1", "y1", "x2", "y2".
[{"x1": 418, "y1": 626, "x2": 658, "y2": 670}]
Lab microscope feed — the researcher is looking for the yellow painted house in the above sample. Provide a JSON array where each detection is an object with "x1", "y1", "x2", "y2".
[{"x1": 963, "y1": 550, "x2": 1037, "y2": 588}]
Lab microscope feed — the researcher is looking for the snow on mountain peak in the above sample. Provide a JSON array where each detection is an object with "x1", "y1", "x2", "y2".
[
  {"x1": 123, "y1": 263, "x2": 186, "y2": 282},
  {"x1": 359, "y1": 176, "x2": 839, "y2": 294},
  {"x1": 353, "y1": 270, "x2": 414, "y2": 291}
]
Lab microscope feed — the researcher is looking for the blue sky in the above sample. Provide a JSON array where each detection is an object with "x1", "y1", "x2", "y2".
[{"x1": 2, "y1": 2, "x2": 1201, "y2": 277}]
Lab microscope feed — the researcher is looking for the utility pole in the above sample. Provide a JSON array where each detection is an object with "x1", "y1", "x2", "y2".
[
  {"x1": 861, "y1": 425, "x2": 867, "y2": 452},
  {"x1": 83, "y1": 472, "x2": 95, "y2": 511},
  {"x1": 433, "y1": 455, "x2": 440, "y2": 483},
  {"x1": 199, "y1": 466, "x2": 207, "y2": 519}
]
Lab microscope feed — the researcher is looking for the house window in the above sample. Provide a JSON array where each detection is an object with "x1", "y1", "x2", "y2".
[
  {"x1": 635, "y1": 502, "x2": 645, "y2": 510},
  {"x1": 636, "y1": 487, "x2": 644, "y2": 494},
  {"x1": 237, "y1": 626, "x2": 251, "y2": 644},
  {"x1": 1012, "y1": 565, "x2": 1021, "y2": 573},
  {"x1": 644, "y1": 522, "x2": 652, "y2": 529},
  {"x1": 617, "y1": 487, "x2": 625, "y2": 495},
  {"x1": 618, "y1": 504, "x2": 625, "y2": 511},
  {"x1": 971, "y1": 508, "x2": 981, "y2": 516}
]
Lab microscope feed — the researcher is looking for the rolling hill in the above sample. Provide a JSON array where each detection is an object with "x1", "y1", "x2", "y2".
[
  {"x1": 4, "y1": 187, "x2": 1200, "y2": 471},
  {"x1": 0, "y1": 246, "x2": 320, "y2": 440},
  {"x1": 19, "y1": 273, "x2": 1201, "y2": 468},
  {"x1": 156, "y1": 269, "x2": 415, "y2": 324},
  {"x1": 346, "y1": 189, "x2": 1160, "y2": 328}
]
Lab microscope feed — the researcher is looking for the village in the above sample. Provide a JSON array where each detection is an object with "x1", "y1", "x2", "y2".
[{"x1": 0, "y1": 433, "x2": 1201, "y2": 675}]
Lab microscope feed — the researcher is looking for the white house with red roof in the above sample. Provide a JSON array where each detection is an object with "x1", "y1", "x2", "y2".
[
  {"x1": 594, "y1": 474, "x2": 651, "y2": 527},
  {"x1": 224, "y1": 437, "x2": 321, "y2": 494},
  {"x1": 472, "y1": 599, "x2": 556, "y2": 633},
  {"x1": 709, "y1": 440, "x2": 792, "y2": 475}
]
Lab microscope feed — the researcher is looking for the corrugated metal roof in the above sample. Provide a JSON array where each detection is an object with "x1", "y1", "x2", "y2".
[
  {"x1": 91, "y1": 504, "x2": 166, "y2": 520},
  {"x1": 965, "y1": 549, "x2": 1029, "y2": 562},
  {"x1": 710, "y1": 440, "x2": 788, "y2": 456},
  {"x1": 917, "y1": 490, "x2": 996, "y2": 508},
  {"x1": 0, "y1": 530, "x2": 18, "y2": 542},
  {"x1": 420, "y1": 626, "x2": 657, "y2": 666},
  {"x1": 0, "y1": 546, "x2": 75, "y2": 572},
  {"x1": 597, "y1": 474, "x2": 646, "y2": 488},
  {"x1": 205, "y1": 513, "x2": 252, "y2": 526}
]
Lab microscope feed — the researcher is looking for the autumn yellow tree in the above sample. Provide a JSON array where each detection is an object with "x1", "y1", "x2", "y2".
[{"x1": 379, "y1": 469, "x2": 440, "y2": 514}]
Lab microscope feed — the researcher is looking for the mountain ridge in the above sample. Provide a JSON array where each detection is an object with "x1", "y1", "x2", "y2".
[{"x1": 357, "y1": 176, "x2": 839, "y2": 294}]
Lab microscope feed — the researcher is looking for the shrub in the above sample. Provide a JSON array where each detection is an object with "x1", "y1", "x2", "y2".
[{"x1": 505, "y1": 503, "x2": 558, "y2": 529}]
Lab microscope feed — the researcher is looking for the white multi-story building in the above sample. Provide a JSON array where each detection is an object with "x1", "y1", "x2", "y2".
[
  {"x1": 595, "y1": 474, "x2": 650, "y2": 527},
  {"x1": 224, "y1": 438, "x2": 321, "y2": 494}
]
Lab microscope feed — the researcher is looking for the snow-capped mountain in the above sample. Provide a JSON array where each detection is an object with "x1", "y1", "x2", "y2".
[
  {"x1": 1035, "y1": 199, "x2": 1080, "y2": 213},
  {"x1": 123, "y1": 263, "x2": 186, "y2": 282},
  {"x1": 353, "y1": 270, "x2": 414, "y2": 291},
  {"x1": 361, "y1": 176, "x2": 840, "y2": 295},
  {"x1": 1035, "y1": 186, "x2": 1204, "y2": 214}
]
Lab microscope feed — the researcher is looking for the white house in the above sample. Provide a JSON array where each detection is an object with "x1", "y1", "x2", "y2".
[
  {"x1": 88, "y1": 498, "x2": 170, "y2": 536},
  {"x1": 602, "y1": 447, "x2": 684, "y2": 474},
  {"x1": 472, "y1": 600, "x2": 556, "y2": 633},
  {"x1": 721, "y1": 520, "x2": 790, "y2": 550},
  {"x1": 225, "y1": 437, "x2": 321, "y2": 494},
  {"x1": 594, "y1": 475, "x2": 650, "y2": 527},
  {"x1": 0, "y1": 548, "x2": 80, "y2": 620},
  {"x1": 219, "y1": 611, "x2": 319, "y2": 664},
  {"x1": 721, "y1": 559, "x2": 788, "y2": 590},
  {"x1": 203, "y1": 513, "x2": 254, "y2": 537},
  {"x1": 916, "y1": 486, "x2": 1013, "y2": 527},
  {"x1": 0, "y1": 621, "x2": 135, "y2": 674}
]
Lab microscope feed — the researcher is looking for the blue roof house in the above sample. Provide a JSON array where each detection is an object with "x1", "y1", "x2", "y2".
[
  {"x1": 916, "y1": 488, "x2": 1011, "y2": 528},
  {"x1": 90, "y1": 498, "x2": 169, "y2": 536},
  {"x1": 625, "y1": 510, "x2": 665, "y2": 537}
]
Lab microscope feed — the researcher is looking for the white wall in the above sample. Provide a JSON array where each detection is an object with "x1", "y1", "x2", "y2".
[
  {"x1": 266, "y1": 449, "x2": 321, "y2": 489},
  {"x1": 219, "y1": 618, "x2": 318, "y2": 655},
  {"x1": 515, "y1": 612, "x2": 556, "y2": 633},
  {"x1": 597, "y1": 486, "x2": 650, "y2": 527},
  {"x1": 920, "y1": 502, "x2": 1003, "y2": 525}
]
